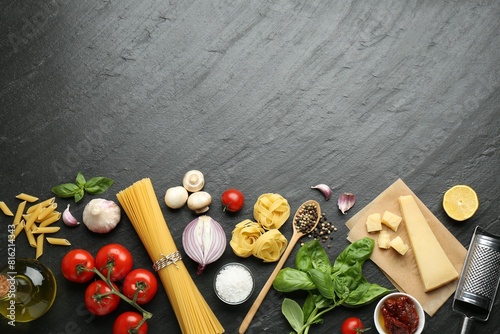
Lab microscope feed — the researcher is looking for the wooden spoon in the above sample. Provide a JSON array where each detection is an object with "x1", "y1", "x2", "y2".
[{"x1": 238, "y1": 200, "x2": 321, "y2": 334}]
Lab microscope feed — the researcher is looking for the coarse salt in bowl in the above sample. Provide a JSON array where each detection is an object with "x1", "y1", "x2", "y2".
[
  {"x1": 214, "y1": 262, "x2": 254, "y2": 305},
  {"x1": 374, "y1": 292, "x2": 425, "y2": 334}
]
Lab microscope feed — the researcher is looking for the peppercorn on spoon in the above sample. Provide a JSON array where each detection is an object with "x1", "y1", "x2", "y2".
[{"x1": 238, "y1": 200, "x2": 321, "y2": 334}]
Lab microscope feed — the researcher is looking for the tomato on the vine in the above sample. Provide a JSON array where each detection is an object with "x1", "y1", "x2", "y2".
[
  {"x1": 61, "y1": 249, "x2": 95, "y2": 283},
  {"x1": 84, "y1": 280, "x2": 120, "y2": 316},
  {"x1": 122, "y1": 269, "x2": 159, "y2": 305},
  {"x1": 113, "y1": 311, "x2": 148, "y2": 334},
  {"x1": 341, "y1": 317, "x2": 368, "y2": 334},
  {"x1": 95, "y1": 243, "x2": 133, "y2": 281},
  {"x1": 221, "y1": 188, "x2": 245, "y2": 212}
]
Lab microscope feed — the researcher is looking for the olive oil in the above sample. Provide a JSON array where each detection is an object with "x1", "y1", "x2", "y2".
[{"x1": 0, "y1": 258, "x2": 57, "y2": 323}]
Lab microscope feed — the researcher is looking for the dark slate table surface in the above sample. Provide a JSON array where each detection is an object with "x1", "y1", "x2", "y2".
[{"x1": 1, "y1": 1, "x2": 499, "y2": 333}]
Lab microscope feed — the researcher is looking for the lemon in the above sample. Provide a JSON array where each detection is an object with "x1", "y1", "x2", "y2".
[{"x1": 442, "y1": 185, "x2": 479, "y2": 221}]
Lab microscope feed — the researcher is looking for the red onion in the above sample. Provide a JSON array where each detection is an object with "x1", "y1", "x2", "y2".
[{"x1": 182, "y1": 215, "x2": 226, "y2": 274}]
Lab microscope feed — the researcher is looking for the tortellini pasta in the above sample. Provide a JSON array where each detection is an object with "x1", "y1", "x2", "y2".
[
  {"x1": 252, "y1": 229, "x2": 288, "y2": 262},
  {"x1": 253, "y1": 193, "x2": 291, "y2": 230},
  {"x1": 230, "y1": 220, "x2": 264, "y2": 257}
]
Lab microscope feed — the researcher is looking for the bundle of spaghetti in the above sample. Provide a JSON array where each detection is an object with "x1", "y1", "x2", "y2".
[{"x1": 116, "y1": 178, "x2": 224, "y2": 334}]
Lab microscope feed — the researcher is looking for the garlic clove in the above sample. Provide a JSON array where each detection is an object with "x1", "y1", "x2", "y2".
[
  {"x1": 82, "y1": 198, "x2": 121, "y2": 233},
  {"x1": 311, "y1": 184, "x2": 333, "y2": 201},
  {"x1": 62, "y1": 204, "x2": 80, "y2": 226},
  {"x1": 338, "y1": 193, "x2": 355, "y2": 214},
  {"x1": 183, "y1": 170, "x2": 205, "y2": 192}
]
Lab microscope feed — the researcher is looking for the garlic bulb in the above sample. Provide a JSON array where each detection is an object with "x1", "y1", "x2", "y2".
[
  {"x1": 82, "y1": 198, "x2": 121, "y2": 233},
  {"x1": 187, "y1": 191, "x2": 212, "y2": 214},
  {"x1": 182, "y1": 215, "x2": 226, "y2": 274},
  {"x1": 183, "y1": 170, "x2": 205, "y2": 192},
  {"x1": 165, "y1": 186, "x2": 189, "y2": 209}
]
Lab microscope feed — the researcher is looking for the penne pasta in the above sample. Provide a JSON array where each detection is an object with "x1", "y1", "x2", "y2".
[
  {"x1": 26, "y1": 197, "x2": 55, "y2": 213},
  {"x1": 14, "y1": 220, "x2": 25, "y2": 238},
  {"x1": 37, "y1": 203, "x2": 58, "y2": 222},
  {"x1": 13, "y1": 201, "x2": 27, "y2": 226},
  {"x1": 0, "y1": 201, "x2": 14, "y2": 216},
  {"x1": 35, "y1": 234, "x2": 44, "y2": 259},
  {"x1": 46, "y1": 237, "x2": 71, "y2": 246},
  {"x1": 39, "y1": 212, "x2": 61, "y2": 227},
  {"x1": 24, "y1": 226, "x2": 37, "y2": 247},
  {"x1": 32, "y1": 226, "x2": 60, "y2": 234},
  {"x1": 24, "y1": 205, "x2": 42, "y2": 231},
  {"x1": 16, "y1": 193, "x2": 39, "y2": 202}
]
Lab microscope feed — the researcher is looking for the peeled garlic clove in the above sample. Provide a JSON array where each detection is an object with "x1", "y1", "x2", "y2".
[
  {"x1": 338, "y1": 193, "x2": 355, "y2": 214},
  {"x1": 311, "y1": 184, "x2": 332, "y2": 201},
  {"x1": 62, "y1": 204, "x2": 80, "y2": 226}
]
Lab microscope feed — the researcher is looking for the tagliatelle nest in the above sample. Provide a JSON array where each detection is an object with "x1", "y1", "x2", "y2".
[
  {"x1": 230, "y1": 220, "x2": 265, "y2": 258},
  {"x1": 253, "y1": 193, "x2": 291, "y2": 230},
  {"x1": 252, "y1": 229, "x2": 288, "y2": 262}
]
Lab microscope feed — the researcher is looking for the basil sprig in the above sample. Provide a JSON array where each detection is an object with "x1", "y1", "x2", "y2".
[
  {"x1": 51, "y1": 172, "x2": 114, "y2": 202},
  {"x1": 273, "y1": 238, "x2": 393, "y2": 334}
]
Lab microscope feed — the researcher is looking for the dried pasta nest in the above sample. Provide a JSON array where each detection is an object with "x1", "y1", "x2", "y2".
[
  {"x1": 253, "y1": 193, "x2": 291, "y2": 230},
  {"x1": 251, "y1": 229, "x2": 288, "y2": 262},
  {"x1": 230, "y1": 220, "x2": 265, "y2": 258}
]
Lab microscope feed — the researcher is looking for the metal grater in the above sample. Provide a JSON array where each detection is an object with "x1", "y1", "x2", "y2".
[{"x1": 453, "y1": 226, "x2": 500, "y2": 334}]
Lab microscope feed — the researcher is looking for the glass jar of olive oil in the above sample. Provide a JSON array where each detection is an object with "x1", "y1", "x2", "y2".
[{"x1": 0, "y1": 258, "x2": 57, "y2": 323}]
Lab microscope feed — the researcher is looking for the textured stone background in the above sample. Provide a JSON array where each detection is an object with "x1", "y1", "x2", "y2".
[{"x1": 1, "y1": 1, "x2": 499, "y2": 333}]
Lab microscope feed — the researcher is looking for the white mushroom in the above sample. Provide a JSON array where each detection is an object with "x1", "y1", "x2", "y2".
[
  {"x1": 187, "y1": 191, "x2": 212, "y2": 214},
  {"x1": 165, "y1": 186, "x2": 189, "y2": 209},
  {"x1": 82, "y1": 198, "x2": 121, "y2": 233},
  {"x1": 183, "y1": 170, "x2": 205, "y2": 192}
]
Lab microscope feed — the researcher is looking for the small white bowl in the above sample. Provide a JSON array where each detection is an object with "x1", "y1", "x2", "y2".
[
  {"x1": 213, "y1": 262, "x2": 255, "y2": 305},
  {"x1": 374, "y1": 292, "x2": 425, "y2": 334}
]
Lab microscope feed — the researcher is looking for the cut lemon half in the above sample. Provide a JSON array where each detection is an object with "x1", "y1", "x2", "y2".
[{"x1": 443, "y1": 185, "x2": 479, "y2": 221}]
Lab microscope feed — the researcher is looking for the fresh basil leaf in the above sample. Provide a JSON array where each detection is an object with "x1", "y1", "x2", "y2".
[
  {"x1": 296, "y1": 240, "x2": 331, "y2": 273},
  {"x1": 74, "y1": 188, "x2": 85, "y2": 203},
  {"x1": 332, "y1": 237, "x2": 374, "y2": 274},
  {"x1": 302, "y1": 293, "x2": 316, "y2": 322},
  {"x1": 343, "y1": 282, "x2": 393, "y2": 306},
  {"x1": 313, "y1": 292, "x2": 333, "y2": 309},
  {"x1": 75, "y1": 172, "x2": 86, "y2": 188},
  {"x1": 274, "y1": 268, "x2": 315, "y2": 292},
  {"x1": 51, "y1": 183, "x2": 80, "y2": 198},
  {"x1": 282, "y1": 298, "x2": 304, "y2": 333},
  {"x1": 332, "y1": 262, "x2": 365, "y2": 291},
  {"x1": 308, "y1": 268, "x2": 335, "y2": 300},
  {"x1": 84, "y1": 177, "x2": 114, "y2": 194}
]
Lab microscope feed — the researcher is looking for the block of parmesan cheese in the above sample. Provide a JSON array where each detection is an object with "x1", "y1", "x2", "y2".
[
  {"x1": 381, "y1": 211, "x2": 402, "y2": 231},
  {"x1": 378, "y1": 230, "x2": 391, "y2": 249},
  {"x1": 390, "y1": 236, "x2": 409, "y2": 255},
  {"x1": 398, "y1": 195, "x2": 459, "y2": 292},
  {"x1": 366, "y1": 213, "x2": 382, "y2": 233}
]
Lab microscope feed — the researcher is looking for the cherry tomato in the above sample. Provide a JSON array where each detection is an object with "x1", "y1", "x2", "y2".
[
  {"x1": 95, "y1": 243, "x2": 133, "y2": 281},
  {"x1": 341, "y1": 317, "x2": 367, "y2": 334},
  {"x1": 221, "y1": 188, "x2": 245, "y2": 212},
  {"x1": 113, "y1": 312, "x2": 148, "y2": 334},
  {"x1": 84, "y1": 280, "x2": 120, "y2": 316},
  {"x1": 122, "y1": 269, "x2": 159, "y2": 305},
  {"x1": 61, "y1": 249, "x2": 95, "y2": 283}
]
